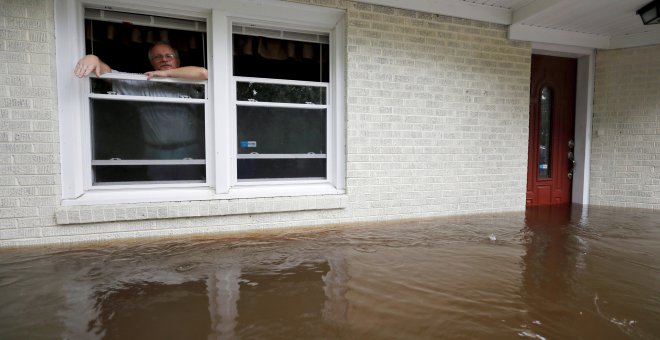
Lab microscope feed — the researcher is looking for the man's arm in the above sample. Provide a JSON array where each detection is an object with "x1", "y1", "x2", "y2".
[
  {"x1": 144, "y1": 66, "x2": 208, "y2": 80},
  {"x1": 74, "y1": 54, "x2": 112, "y2": 78}
]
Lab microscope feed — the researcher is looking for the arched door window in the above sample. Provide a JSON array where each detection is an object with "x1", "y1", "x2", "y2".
[{"x1": 538, "y1": 86, "x2": 552, "y2": 178}]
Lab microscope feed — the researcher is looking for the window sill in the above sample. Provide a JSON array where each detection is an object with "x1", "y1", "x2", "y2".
[{"x1": 56, "y1": 186, "x2": 347, "y2": 225}]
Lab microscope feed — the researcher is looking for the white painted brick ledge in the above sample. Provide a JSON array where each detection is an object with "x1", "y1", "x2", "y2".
[{"x1": 55, "y1": 195, "x2": 348, "y2": 225}]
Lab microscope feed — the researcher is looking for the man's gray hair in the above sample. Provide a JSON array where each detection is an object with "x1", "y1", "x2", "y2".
[{"x1": 147, "y1": 41, "x2": 179, "y2": 60}]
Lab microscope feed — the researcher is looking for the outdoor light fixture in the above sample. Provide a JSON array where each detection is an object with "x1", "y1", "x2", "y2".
[{"x1": 637, "y1": 0, "x2": 660, "y2": 25}]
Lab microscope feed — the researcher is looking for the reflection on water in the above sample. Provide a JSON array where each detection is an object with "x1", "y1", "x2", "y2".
[{"x1": 1, "y1": 205, "x2": 659, "y2": 339}]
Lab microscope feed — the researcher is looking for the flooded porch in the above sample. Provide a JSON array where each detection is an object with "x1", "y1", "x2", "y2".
[{"x1": 1, "y1": 204, "x2": 659, "y2": 339}]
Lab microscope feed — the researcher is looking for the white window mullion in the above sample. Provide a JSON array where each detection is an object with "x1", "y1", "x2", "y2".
[
  {"x1": 234, "y1": 76, "x2": 329, "y2": 88},
  {"x1": 92, "y1": 159, "x2": 205, "y2": 165},
  {"x1": 82, "y1": 75, "x2": 94, "y2": 191},
  {"x1": 331, "y1": 17, "x2": 346, "y2": 191},
  {"x1": 237, "y1": 154, "x2": 327, "y2": 159},
  {"x1": 99, "y1": 73, "x2": 207, "y2": 84},
  {"x1": 214, "y1": 9, "x2": 233, "y2": 194},
  {"x1": 89, "y1": 93, "x2": 206, "y2": 104},
  {"x1": 235, "y1": 101, "x2": 327, "y2": 109}
]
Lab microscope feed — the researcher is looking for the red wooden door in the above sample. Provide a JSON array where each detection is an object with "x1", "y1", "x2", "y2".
[{"x1": 526, "y1": 55, "x2": 577, "y2": 206}]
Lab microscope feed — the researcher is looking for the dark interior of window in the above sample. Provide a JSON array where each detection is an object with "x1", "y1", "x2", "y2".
[
  {"x1": 233, "y1": 34, "x2": 329, "y2": 82},
  {"x1": 85, "y1": 19, "x2": 206, "y2": 73}
]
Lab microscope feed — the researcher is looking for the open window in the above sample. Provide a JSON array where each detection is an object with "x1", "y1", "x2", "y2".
[
  {"x1": 57, "y1": 0, "x2": 345, "y2": 204},
  {"x1": 84, "y1": 8, "x2": 208, "y2": 185}
]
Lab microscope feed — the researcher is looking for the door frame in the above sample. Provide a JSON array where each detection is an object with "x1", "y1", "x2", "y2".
[{"x1": 530, "y1": 42, "x2": 594, "y2": 205}]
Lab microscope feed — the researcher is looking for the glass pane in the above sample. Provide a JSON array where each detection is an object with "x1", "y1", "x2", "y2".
[
  {"x1": 91, "y1": 99, "x2": 205, "y2": 184},
  {"x1": 93, "y1": 165, "x2": 205, "y2": 184},
  {"x1": 238, "y1": 159, "x2": 326, "y2": 180},
  {"x1": 538, "y1": 86, "x2": 552, "y2": 178},
  {"x1": 85, "y1": 19, "x2": 207, "y2": 74},
  {"x1": 91, "y1": 78, "x2": 205, "y2": 99},
  {"x1": 236, "y1": 82, "x2": 326, "y2": 104},
  {"x1": 233, "y1": 33, "x2": 329, "y2": 82},
  {"x1": 237, "y1": 106, "x2": 326, "y2": 155},
  {"x1": 91, "y1": 99, "x2": 205, "y2": 160}
]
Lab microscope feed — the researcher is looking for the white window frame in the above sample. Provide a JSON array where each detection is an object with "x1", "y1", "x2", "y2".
[
  {"x1": 233, "y1": 75, "x2": 329, "y2": 178},
  {"x1": 56, "y1": 0, "x2": 345, "y2": 206},
  {"x1": 88, "y1": 73, "x2": 209, "y2": 187}
]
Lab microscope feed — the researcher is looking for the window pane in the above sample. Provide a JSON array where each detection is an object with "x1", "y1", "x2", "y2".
[
  {"x1": 238, "y1": 159, "x2": 326, "y2": 180},
  {"x1": 538, "y1": 86, "x2": 552, "y2": 178},
  {"x1": 236, "y1": 82, "x2": 326, "y2": 104},
  {"x1": 93, "y1": 165, "x2": 205, "y2": 184},
  {"x1": 91, "y1": 99, "x2": 205, "y2": 184},
  {"x1": 85, "y1": 19, "x2": 207, "y2": 74},
  {"x1": 91, "y1": 78, "x2": 205, "y2": 99},
  {"x1": 233, "y1": 34, "x2": 329, "y2": 82},
  {"x1": 91, "y1": 99, "x2": 205, "y2": 160},
  {"x1": 237, "y1": 106, "x2": 326, "y2": 155},
  {"x1": 85, "y1": 14, "x2": 208, "y2": 186}
]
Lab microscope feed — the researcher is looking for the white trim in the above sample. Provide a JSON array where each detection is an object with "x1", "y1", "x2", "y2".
[
  {"x1": 330, "y1": 16, "x2": 346, "y2": 191},
  {"x1": 212, "y1": 10, "x2": 231, "y2": 194},
  {"x1": 237, "y1": 154, "x2": 327, "y2": 159},
  {"x1": 234, "y1": 76, "x2": 328, "y2": 88},
  {"x1": 99, "y1": 73, "x2": 207, "y2": 84},
  {"x1": 84, "y1": 6, "x2": 207, "y2": 31},
  {"x1": 56, "y1": 0, "x2": 86, "y2": 200},
  {"x1": 610, "y1": 29, "x2": 660, "y2": 49},
  {"x1": 236, "y1": 102, "x2": 328, "y2": 109},
  {"x1": 92, "y1": 159, "x2": 206, "y2": 165},
  {"x1": 516, "y1": 23, "x2": 660, "y2": 50},
  {"x1": 236, "y1": 178, "x2": 326, "y2": 185},
  {"x1": 90, "y1": 94, "x2": 206, "y2": 104},
  {"x1": 214, "y1": 0, "x2": 344, "y2": 30},
  {"x1": 510, "y1": 23, "x2": 610, "y2": 49},
  {"x1": 83, "y1": 181, "x2": 208, "y2": 191},
  {"x1": 572, "y1": 54, "x2": 594, "y2": 205},
  {"x1": 60, "y1": 184, "x2": 346, "y2": 206},
  {"x1": 61, "y1": 187, "x2": 216, "y2": 206},
  {"x1": 531, "y1": 42, "x2": 594, "y2": 58},
  {"x1": 232, "y1": 22, "x2": 329, "y2": 44},
  {"x1": 511, "y1": 0, "x2": 566, "y2": 25},
  {"x1": 77, "y1": 0, "x2": 208, "y2": 22},
  {"x1": 358, "y1": 0, "x2": 511, "y2": 25}
]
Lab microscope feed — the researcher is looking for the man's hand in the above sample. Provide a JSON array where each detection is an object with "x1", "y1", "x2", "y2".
[
  {"x1": 74, "y1": 55, "x2": 111, "y2": 78},
  {"x1": 144, "y1": 70, "x2": 169, "y2": 80}
]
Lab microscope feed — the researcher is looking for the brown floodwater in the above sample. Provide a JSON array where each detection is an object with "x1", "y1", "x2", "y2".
[{"x1": 0, "y1": 204, "x2": 659, "y2": 339}]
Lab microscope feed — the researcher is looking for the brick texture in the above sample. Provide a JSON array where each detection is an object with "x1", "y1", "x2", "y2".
[
  {"x1": 0, "y1": 0, "x2": 532, "y2": 247},
  {"x1": 0, "y1": 0, "x2": 59, "y2": 246},
  {"x1": 339, "y1": 1, "x2": 530, "y2": 221},
  {"x1": 590, "y1": 45, "x2": 660, "y2": 209}
]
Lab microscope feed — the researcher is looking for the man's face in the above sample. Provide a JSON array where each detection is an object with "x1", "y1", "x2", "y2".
[{"x1": 149, "y1": 44, "x2": 180, "y2": 71}]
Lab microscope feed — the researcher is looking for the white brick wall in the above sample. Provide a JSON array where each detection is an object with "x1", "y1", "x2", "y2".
[
  {"x1": 0, "y1": 0, "x2": 532, "y2": 247},
  {"x1": 0, "y1": 0, "x2": 61, "y2": 244},
  {"x1": 590, "y1": 45, "x2": 660, "y2": 209},
  {"x1": 341, "y1": 1, "x2": 530, "y2": 220}
]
